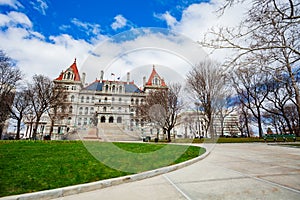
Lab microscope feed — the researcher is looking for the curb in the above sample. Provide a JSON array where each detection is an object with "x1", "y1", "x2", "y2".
[{"x1": 1, "y1": 148, "x2": 210, "y2": 200}]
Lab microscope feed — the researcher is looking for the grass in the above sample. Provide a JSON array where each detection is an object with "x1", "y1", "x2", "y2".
[{"x1": 0, "y1": 140, "x2": 204, "y2": 197}]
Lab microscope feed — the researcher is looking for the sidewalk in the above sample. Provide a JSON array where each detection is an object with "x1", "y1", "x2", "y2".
[{"x1": 53, "y1": 143, "x2": 300, "y2": 200}]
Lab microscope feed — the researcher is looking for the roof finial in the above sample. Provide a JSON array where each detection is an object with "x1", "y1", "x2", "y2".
[
  {"x1": 74, "y1": 58, "x2": 76, "y2": 63},
  {"x1": 153, "y1": 64, "x2": 155, "y2": 69}
]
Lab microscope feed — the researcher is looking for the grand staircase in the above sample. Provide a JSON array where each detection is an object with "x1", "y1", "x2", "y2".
[{"x1": 79, "y1": 123, "x2": 141, "y2": 141}]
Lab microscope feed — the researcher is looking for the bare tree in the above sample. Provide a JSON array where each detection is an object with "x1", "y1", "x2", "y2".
[
  {"x1": 47, "y1": 88, "x2": 69, "y2": 137},
  {"x1": 231, "y1": 67, "x2": 271, "y2": 137},
  {"x1": 27, "y1": 75, "x2": 66, "y2": 139},
  {"x1": 140, "y1": 83, "x2": 182, "y2": 142},
  {"x1": 201, "y1": 0, "x2": 300, "y2": 134},
  {"x1": 8, "y1": 89, "x2": 31, "y2": 139},
  {"x1": 186, "y1": 60, "x2": 226, "y2": 138},
  {"x1": 0, "y1": 50, "x2": 22, "y2": 138}
]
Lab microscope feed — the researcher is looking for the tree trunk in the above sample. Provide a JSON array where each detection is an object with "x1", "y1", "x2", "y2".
[
  {"x1": 16, "y1": 119, "x2": 21, "y2": 140},
  {"x1": 167, "y1": 129, "x2": 171, "y2": 142},
  {"x1": 33, "y1": 116, "x2": 40, "y2": 140},
  {"x1": 49, "y1": 118, "x2": 54, "y2": 137}
]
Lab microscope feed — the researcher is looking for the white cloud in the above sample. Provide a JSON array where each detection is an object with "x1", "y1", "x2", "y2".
[
  {"x1": 0, "y1": 0, "x2": 23, "y2": 9},
  {"x1": 70, "y1": 18, "x2": 101, "y2": 36},
  {"x1": 154, "y1": 11, "x2": 178, "y2": 28},
  {"x1": 0, "y1": 0, "x2": 250, "y2": 86},
  {"x1": 0, "y1": 11, "x2": 32, "y2": 28},
  {"x1": 30, "y1": 0, "x2": 48, "y2": 15},
  {"x1": 111, "y1": 14, "x2": 127, "y2": 30},
  {"x1": 158, "y1": 0, "x2": 249, "y2": 61}
]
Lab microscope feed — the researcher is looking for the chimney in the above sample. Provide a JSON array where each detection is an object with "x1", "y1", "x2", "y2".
[
  {"x1": 127, "y1": 72, "x2": 130, "y2": 84},
  {"x1": 100, "y1": 70, "x2": 104, "y2": 81},
  {"x1": 143, "y1": 76, "x2": 146, "y2": 86},
  {"x1": 82, "y1": 72, "x2": 86, "y2": 85}
]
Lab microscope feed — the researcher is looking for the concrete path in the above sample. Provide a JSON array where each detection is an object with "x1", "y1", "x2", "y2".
[{"x1": 54, "y1": 143, "x2": 300, "y2": 200}]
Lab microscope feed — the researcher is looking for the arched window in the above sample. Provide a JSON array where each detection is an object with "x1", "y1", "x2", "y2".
[
  {"x1": 112, "y1": 97, "x2": 115, "y2": 102},
  {"x1": 141, "y1": 119, "x2": 144, "y2": 127},
  {"x1": 67, "y1": 117, "x2": 71, "y2": 125},
  {"x1": 119, "y1": 86, "x2": 122, "y2": 93},
  {"x1": 81, "y1": 96, "x2": 84, "y2": 103},
  {"x1": 117, "y1": 117, "x2": 122, "y2": 123},
  {"x1": 135, "y1": 119, "x2": 139, "y2": 126},
  {"x1": 119, "y1": 97, "x2": 122, "y2": 102},
  {"x1": 78, "y1": 118, "x2": 82, "y2": 125},
  {"x1": 103, "y1": 107, "x2": 107, "y2": 112},
  {"x1": 135, "y1": 99, "x2": 139, "y2": 105},
  {"x1": 131, "y1": 98, "x2": 134, "y2": 104},
  {"x1": 85, "y1": 107, "x2": 88, "y2": 114},
  {"x1": 90, "y1": 107, "x2": 94, "y2": 114},
  {"x1": 101, "y1": 116, "x2": 106, "y2": 123},
  {"x1": 71, "y1": 95, "x2": 75, "y2": 102},
  {"x1": 104, "y1": 97, "x2": 108, "y2": 102},
  {"x1": 79, "y1": 107, "x2": 83, "y2": 114},
  {"x1": 86, "y1": 96, "x2": 90, "y2": 103},
  {"x1": 112, "y1": 85, "x2": 115, "y2": 92},
  {"x1": 105, "y1": 85, "x2": 109, "y2": 92},
  {"x1": 109, "y1": 116, "x2": 114, "y2": 123},
  {"x1": 141, "y1": 99, "x2": 144, "y2": 104},
  {"x1": 69, "y1": 106, "x2": 73, "y2": 113}
]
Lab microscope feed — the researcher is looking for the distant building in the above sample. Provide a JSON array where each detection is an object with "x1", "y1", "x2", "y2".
[{"x1": 174, "y1": 110, "x2": 239, "y2": 138}]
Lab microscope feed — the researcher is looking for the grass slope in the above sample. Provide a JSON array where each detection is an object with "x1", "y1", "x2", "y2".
[{"x1": 0, "y1": 141, "x2": 204, "y2": 197}]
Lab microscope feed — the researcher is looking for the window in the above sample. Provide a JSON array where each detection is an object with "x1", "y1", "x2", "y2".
[
  {"x1": 86, "y1": 96, "x2": 90, "y2": 103},
  {"x1": 67, "y1": 117, "x2": 71, "y2": 125},
  {"x1": 90, "y1": 107, "x2": 94, "y2": 114},
  {"x1": 69, "y1": 106, "x2": 73, "y2": 114},
  {"x1": 72, "y1": 86, "x2": 76, "y2": 90},
  {"x1": 117, "y1": 117, "x2": 122, "y2": 123},
  {"x1": 85, "y1": 107, "x2": 88, "y2": 114},
  {"x1": 92, "y1": 97, "x2": 95, "y2": 103},
  {"x1": 112, "y1": 97, "x2": 115, "y2": 102},
  {"x1": 104, "y1": 97, "x2": 108, "y2": 102},
  {"x1": 78, "y1": 118, "x2": 82, "y2": 125},
  {"x1": 105, "y1": 85, "x2": 108, "y2": 92},
  {"x1": 131, "y1": 98, "x2": 134, "y2": 104},
  {"x1": 109, "y1": 116, "x2": 114, "y2": 123},
  {"x1": 135, "y1": 99, "x2": 139, "y2": 105},
  {"x1": 83, "y1": 118, "x2": 87, "y2": 125},
  {"x1": 79, "y1": 107, "x2": 83, "y2": 115},
  {"x1": 103, "y1": 107, "x2": 107, "y2": 112},
  {"x1": 119, "y1": 97, "x2": 122, "y2": 102},
  {"x1": 81, "y1": 96, "x2": 84, "y2": 103},
  {"x1": 71, "y1": 95, "x2": 75, "y2": 102},
  {"x1": 101, "y1": 116, "x2": 106, "y2": 123},
  {"x1": 119, "y1": 86, "x2": 122, "y2": 93},
  {"x1": 112, "y1": 85, "x2": 115, "y2": 92}
]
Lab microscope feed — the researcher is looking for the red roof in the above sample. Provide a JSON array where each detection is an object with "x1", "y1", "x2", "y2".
[
  {"x1": 55, "y1": 59, "x2": 81, "y2": 81},
  {"x1": 146, "y1": 65, "x2": 166, "y2": 87}
]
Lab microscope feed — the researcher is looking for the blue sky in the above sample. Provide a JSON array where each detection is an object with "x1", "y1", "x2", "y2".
[
  {"x1": 1, "y1": 0, "x2": 207, "y2": 40},
  {"x1": 0, "y1": 0, "x2": 247, "y2": 82}
]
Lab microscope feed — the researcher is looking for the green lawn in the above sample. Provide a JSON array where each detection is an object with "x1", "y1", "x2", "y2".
[{"x1": 0, "y1": 140, "x2": 204, "y2": 197}]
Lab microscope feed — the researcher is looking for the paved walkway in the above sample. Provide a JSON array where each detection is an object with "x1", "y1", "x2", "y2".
[{"x1": 54, "y1": 143, "x2": 300, "y2": 200}]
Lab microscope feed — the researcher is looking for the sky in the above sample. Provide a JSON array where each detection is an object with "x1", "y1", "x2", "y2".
[{"x1": 0, "y1": 0, "x2": 249, "y2": 85}]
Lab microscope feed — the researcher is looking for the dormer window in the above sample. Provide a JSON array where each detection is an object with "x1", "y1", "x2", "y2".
[
  {"x1": 63, "y1": 71, "x2": 74, "y2": 80},
  {"x1": 153, "y1": 76, "x2": 160, "y2": 85}
]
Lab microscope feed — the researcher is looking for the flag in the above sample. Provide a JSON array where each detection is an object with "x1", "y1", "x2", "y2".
[
  {"x1": 111, "y1": 73, "x2": 115, "y2": 76},
  {"x1": 117, "y1": 77, "x2": 120, "y2": 80}
]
